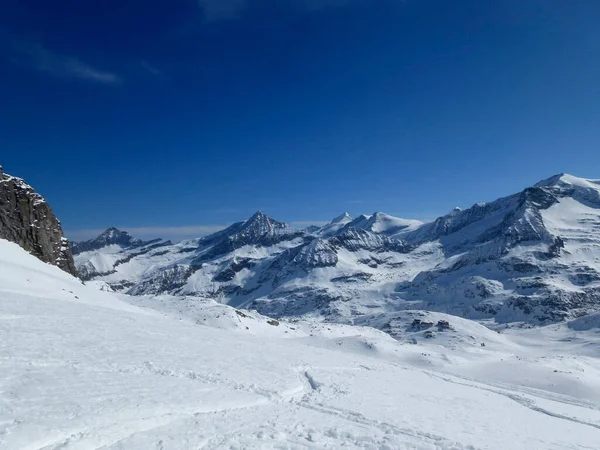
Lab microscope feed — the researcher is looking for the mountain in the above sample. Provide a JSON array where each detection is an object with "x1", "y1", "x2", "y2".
[
  {"x1": 341, "y1": 212, "x2": 423, "y2": 236},
  {"x1": 4, "y1": 232, "x2": 600, "y2": 448},
  {"x1": 72, "y1": 229, "x2": 172, "y2": 282},
  {"x1": 316, "y1": 212, "x2": 353, "y2": 237},
  {"x1": 4, "y1": 171, "x2": 600, "y2": 447},
  {"x1": 72, "y1": 227, "x2": 146, "y2": 254},
  {"x1": 74, "y1": 173, "x2": 600, "y2": 325},
  {"x1": 0, "y1": 166, "x2": 76, "y2": 275},
  {"x1": 396, "y1": 173, "x2": 600, "y2": 322}
]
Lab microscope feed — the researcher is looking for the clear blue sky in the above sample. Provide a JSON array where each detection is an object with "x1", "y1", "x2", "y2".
[{"x1": 1, "y1": 0, "x2": 599, "y2": 240}]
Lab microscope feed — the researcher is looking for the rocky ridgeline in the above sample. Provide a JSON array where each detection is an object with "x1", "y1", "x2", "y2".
[
  {"x1": 73, "y1": 173, "x2": 600, "y2": 325},
  {"x1": 72, "y1": 227, "x2": 145, "y2": 254},
  {"x1": 0, "y1": 166, "x2": 77, "y2": 276}
]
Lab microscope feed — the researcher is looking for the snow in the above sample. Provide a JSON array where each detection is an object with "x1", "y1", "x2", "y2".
[
  {"x1": 344, "y1": 212, "x2": 424, "y2": 237},
  {"x1": 2, "y1": 238, "x2": 600, "y2": 449},
  {"x1": 317, "y1": 212, "x2": 353, "y2": 237},
  {"x1": 71, "y1": 173, "x2": 600, "y2": 329},
  {"x1": 74, "y1": 245, "x2": 126, "y2": 273}
]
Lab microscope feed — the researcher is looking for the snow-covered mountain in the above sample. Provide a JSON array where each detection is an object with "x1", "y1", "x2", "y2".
[
  {"x1": 3, "y1": 171, "x2": 600, "y2": 447},
  {"x1": 397, "y1": 174, "x2": 600, "y2": 323},
  {"x1": 74, "y1": 173, "x2": 600, "y2": 325},
  {"x1": 72, "y1": 227, "x2": 149, "y2": 254},
  {"x1": 3, "y1": 236, "x2": 600, "y2": 448}
]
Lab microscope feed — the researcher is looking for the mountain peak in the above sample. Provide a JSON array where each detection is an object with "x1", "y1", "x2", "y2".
[
  {"x1": 534, "y1": 174, "x2": 600, "y2": 197},
  {"x1": 99, "y1": 227, "x2": 131, "y2": 240},
  {"x1": 534, "y1": 173, "x2": 568, "y2": 188},
  {"x1": 331, "y1": 212, "x2": 352, "y2": 224},
  {"x1": 240, "y1": 211, "x2": 288, "y2": 234},
  {"x1": 535, "y1": 173, "x2": 600, "y2": 188},
  {"x1": 72, "y1": 227, "x2": 142, "y2": 254},
  {"x1": 246, "y1": 211, "x2": 268, "y2": 222}
]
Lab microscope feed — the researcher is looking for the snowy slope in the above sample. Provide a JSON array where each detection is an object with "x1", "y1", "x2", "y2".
[
  {"x1": 3, "y1": 238, "x2": 600, "y2": 449},
  {"x1": 343, "y1": 212, "x2": 423, "y2": 236},
  {"x1": 74, "y1": 174, "x2": 600, "y2": 326},
  {"x1": 396, "y1": 174, "x2": 600, "y2": 323},
  {"x1": 316, "y1": 212, "x2": 353, "y2": 237}
]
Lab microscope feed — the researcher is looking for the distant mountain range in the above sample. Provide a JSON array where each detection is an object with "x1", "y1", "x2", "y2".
[{"x1": 71, "y1": 173, "x2": 600, "y2": 325}]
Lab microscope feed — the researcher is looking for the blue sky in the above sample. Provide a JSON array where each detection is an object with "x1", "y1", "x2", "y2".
[{"x1": 1, "y1": 0, "x2": 599, "y2": 241}]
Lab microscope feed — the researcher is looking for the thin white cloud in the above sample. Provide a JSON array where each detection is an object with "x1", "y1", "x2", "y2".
[
  {"x1": 141, "y1": 60, "x2": 162, "y2": 76},
  {"x1": 9, "y1": 40, "x2": 122, "y2": 85}
]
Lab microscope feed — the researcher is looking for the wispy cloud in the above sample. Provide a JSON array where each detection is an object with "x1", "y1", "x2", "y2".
[
  {"x1": 67, "y1": 225, "x2": 228, "y2": 242},
  {"x1": 8, "y1": 40, "x2": 122, "y2": 85},
  {"x1": 141, "y1": 60, "x2": 162, "y2": 76}
]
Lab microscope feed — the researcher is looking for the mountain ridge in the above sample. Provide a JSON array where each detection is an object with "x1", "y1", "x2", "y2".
[{"x1": 74, "y1": 173, "x2": 600, "y2": 325}]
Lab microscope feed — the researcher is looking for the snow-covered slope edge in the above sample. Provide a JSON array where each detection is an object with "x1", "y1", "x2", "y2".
[{"x1": 3, "y1": 238, "x2": 600, "y2": 448}]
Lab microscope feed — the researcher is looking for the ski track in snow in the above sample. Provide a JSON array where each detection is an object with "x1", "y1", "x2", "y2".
[{"x1": 422, "y1": 371, "x2": 600, "y2": 431}]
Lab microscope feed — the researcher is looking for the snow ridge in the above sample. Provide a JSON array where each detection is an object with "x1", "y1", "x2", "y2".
[{"x1": 75, "y1": 174, "x2": 600, "y2": 325}]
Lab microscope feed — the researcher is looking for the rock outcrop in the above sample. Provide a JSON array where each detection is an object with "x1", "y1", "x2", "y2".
[
  {"x1": 72, "y1": 227, "x2": 145, "y2": 254},
  {"x1": 0, "y1": 166, "x2": 77, "y2": 276}
]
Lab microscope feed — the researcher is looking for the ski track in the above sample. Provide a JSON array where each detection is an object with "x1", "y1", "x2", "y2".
[{"x1": 422, "y1": 371, "x2": 600, "y2": 431}]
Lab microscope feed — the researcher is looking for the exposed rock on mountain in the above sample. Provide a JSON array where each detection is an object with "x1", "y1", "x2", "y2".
[
  {"x1": 71, "y1": 227, "x2": 146, "y2": 254},
  {"x1": 341, "y1": 212, "x2": 422, "y2": 236},
  {"x1": 73, "y1": 230, "x2": 172, "y2": 281},
  {"x1": 74, "y1": 174, "x2": 600, "y2": 325},
  {"x1": 0, "y1": 166, "x2": 77, "y2": 275},
  {"x1": 397, "y1": 174, "x2": 600, "y2": 322},
  {"x1": 196, "y1": 211, "x2": 304, "y2": 262}
]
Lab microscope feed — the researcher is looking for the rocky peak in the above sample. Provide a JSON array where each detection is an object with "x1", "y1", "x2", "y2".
[
  {"x1": 345, "y1": 214, "x2": 372, "y2": 230},
  {"x1": 331, "y1": 212, "x2": 352, "y2": 224},
  {"x1": 535, "y1": 174, "x2": 600, "y2": 208},
  {"x1": 99, "y1": 227, "x2": 135, "y2": 244},
  {"x1": 0, "y1": 168, "x2": 77, "y2": 276},
  {"x1": 315, "y1": 212, "x2": 354, "y2": 237},
  {"x1": 240, "y1": 211, "x2": 288, "y2": 236},
  {"x1": 72, "y1": 227, "x2": 142, "y2": 254},
  {"x1": 343, "y1": 212, "x2": 423, "y2": 236}
]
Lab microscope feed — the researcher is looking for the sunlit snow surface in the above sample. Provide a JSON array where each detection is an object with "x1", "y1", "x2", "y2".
[{"x1": 2, "y1": 239, "x2": 600, "y2": 449}]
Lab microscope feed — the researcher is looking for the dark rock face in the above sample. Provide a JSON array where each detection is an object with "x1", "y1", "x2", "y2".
[
  {"x1": 0, "y1": 168, "x2": 77, "y2": 276},
  {"x1": 72, "y1": 227, "x2": 144, "y2": 254},
  {"x1": 128, "y1": 264, "x2": 200, "y2": 296},
  {"x1": 196, "y1": 211, "x2": 304, "y2": 262},
  {"x1": 331, "y1": 228, "x2": 411, "y2": 253}
]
